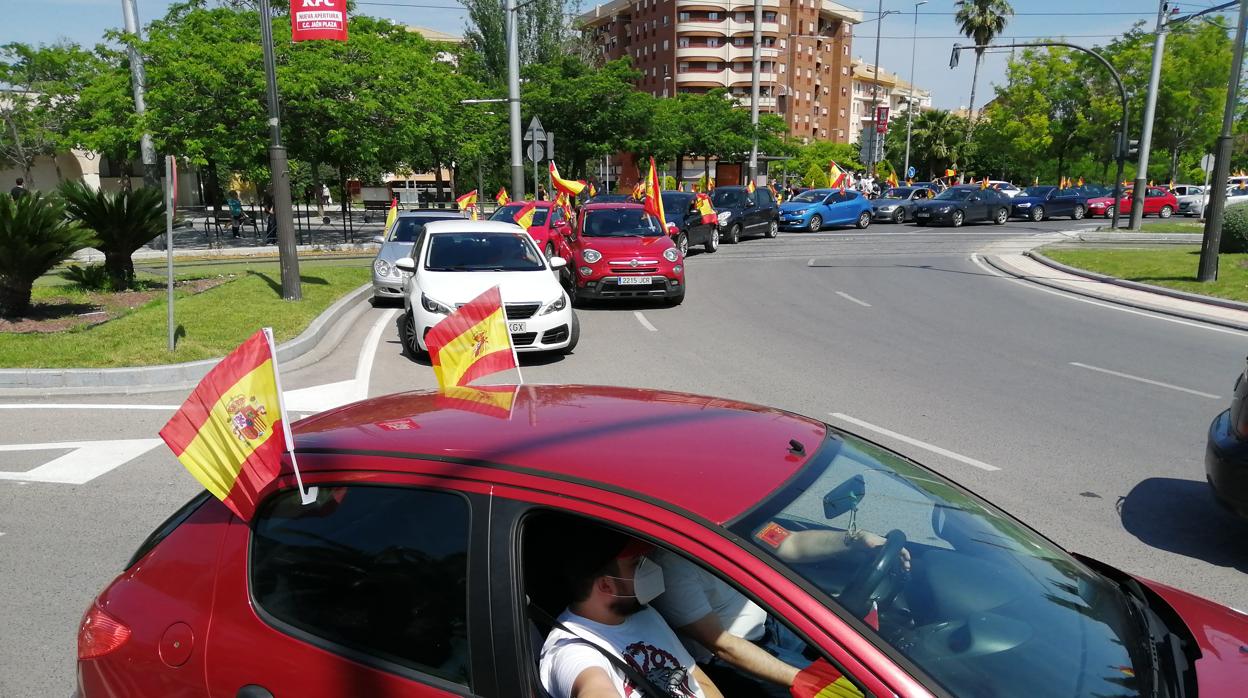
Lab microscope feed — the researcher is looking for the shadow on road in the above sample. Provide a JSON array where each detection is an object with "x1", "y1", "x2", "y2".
[{"x1": 1117, "y1": 477, "x2": 1248, "y2": 572}]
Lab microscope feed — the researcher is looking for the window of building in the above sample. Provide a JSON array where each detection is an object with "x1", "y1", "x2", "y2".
[
  {"x1": 662, "y1": 39, "x2": 669, "y2": 49},
  {"x1": 842, "y1": 66, "x2": 848, "y2": 75},
  {"x1": 678, "y1": 37, "x2": 689, "y2": 47},
  {"x1": 678, "y1": 61, "x2": 690, "y2": 72},
  {"x1": 781, "y1": 14, "x2": 787, "y2": 26},
  {"x1": 779, "y1": 39, "x2": 786, "y2": 49},
  {"x1": 678, "y1": 11, "x2": 689, "y2": 21},
  {"x1": 663, "y1": 15, "x2": 669, "y2": 24},
  {"x1": 708, "y1": 11, "x2": 719, "y2": 20},
  {"x1": 807, "y1": 69, "x2": 812, "y2": 79},
  {"x1": 707, "y1": 37, "x2": 719, "y2": 47},
  {"x1": 251, "y1": 486, "x2": 471, "y2": 686},
  {"x1": 763, "y1": 11, "x2": 777, "y2": 22},
  {"x1": 841, "y1": 86, "x2": 847, "y2": 97},
  {"x1": 844, "y1": 44, "x2": 849, "y2": 55},
  {"x1": 706, "y1": 61, "x2": 717, "y2": 71},
  {"x1": 733, "y1": 36, "x2": 746, "y2": 46}
]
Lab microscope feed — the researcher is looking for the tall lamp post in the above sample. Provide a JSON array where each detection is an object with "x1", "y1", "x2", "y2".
[
  {"x1": 258, "y1": 0, "x2": 301, "y2": 300},
  {"x1": 867, "y1": 4, "x2": 900, "y2": 177},
  {"x1": 120, "y1": 0, "x2": 159, "y2": 189},
  {"x1": 506, "y1": 0, "x2": 525, "y2": 199},
  {"x1": 902, "y1": 1, "x2": 927, "y2": 180},
  {"x1": 748, "y1": 0, "x2": 763, "y2": 185}
]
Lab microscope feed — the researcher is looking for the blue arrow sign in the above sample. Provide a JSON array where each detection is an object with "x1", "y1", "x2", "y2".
[{"x1": 907, "y1": 166, "x2": 916, "y2": 178}]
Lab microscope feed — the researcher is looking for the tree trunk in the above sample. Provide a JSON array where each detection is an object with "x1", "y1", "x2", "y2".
[
  {"x1": 675, "y1": 153, "x2": 684, "y2": 189},
  {"x1": 205, "y1": 160, "x2": 222, "y2": 218},
  {"x1": 103, "y1": 251, "x2": 134, "y2": 290},
  {"x1": 434, "y1": 160, "x2": 446, "y2": 202},
  {"x1": 0, "y1": 277, "x2": 34, "y2": 318},
  {"x1": 704, "y1": 157, "x2": 710, "y2": 189},
  {"x1": 1169, "y1": 148, "x2": 1180, "y2": 185},
  {"x1": 961, "y1": 52, "x2": 983, "y2": 184}
]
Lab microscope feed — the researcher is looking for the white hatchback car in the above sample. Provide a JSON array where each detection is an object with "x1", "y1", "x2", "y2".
[{"x1": 395, "y1": 220, "x2": 577, "y2": 357}]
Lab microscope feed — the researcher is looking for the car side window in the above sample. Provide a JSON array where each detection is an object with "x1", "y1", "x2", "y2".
[
  {"x1": 754, "y1": 189, "x2": 774, "y2": 207},
  {"x1": 251, "y1": 486, "x2": 472, "y2": 687},
  {"x1": 551, "y1": 208, "x2": 564, "y2": 225}
]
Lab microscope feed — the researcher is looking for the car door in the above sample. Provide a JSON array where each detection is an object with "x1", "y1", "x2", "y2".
[
  {"x1": 822, "y1": 192, "x2": 847, "y2": 224},
  {"x1": 684, "y1": 199, "x2": 708, "y2": 246},
  {"x1": 1049, "y1": 189, "x2": 1072, "y2": 216},
  {"x1": 484, "y1": 492, "x2": 912, "y2": 698},
  {"x1": 203, "y1": 479, "x2": 496, "y2": 698},
  {"x1": 966, "y1": 190, "x2": 987, "y2": 221},
  {"x1": 753, "y1": 187, "x2": 777, "y2": 230}
]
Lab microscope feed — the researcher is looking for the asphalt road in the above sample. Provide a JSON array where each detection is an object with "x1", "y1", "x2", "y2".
[{"x1": 4, "y1": 217, "x2": 1247, "y2": 696}]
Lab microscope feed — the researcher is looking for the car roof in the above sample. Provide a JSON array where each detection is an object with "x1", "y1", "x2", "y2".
[
  {"x1": 399, "y1": 210, "x2": 463, "y2": 218},
  {"x1": 582, "y1": 202, "x2": 645, "y2": 211},
  {"x1": 714, "y1": 185, "x2": 747, "y2": 192},
  {"x1": 292, "y1": 385, "x2": 824, "y2": 524},
  {"x1": 500, "y1": 201, "x2": 552, "y2": 208},
  {"x1": 423, "y1": 219, "x2": 527, "y2": 234}
]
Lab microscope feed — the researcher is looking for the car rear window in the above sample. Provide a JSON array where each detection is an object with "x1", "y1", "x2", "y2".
[{"x1": 388, "y1": 216, "x2": 456, "y2": 243}]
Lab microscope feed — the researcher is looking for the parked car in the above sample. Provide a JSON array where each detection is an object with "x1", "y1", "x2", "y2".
[
  {"x1": 1206, "y1": 359, "x2": 1248, "y2": 519},
  {"x1": 911, "y1": 185, "x2": 1011, "y2": 227},
  {"x1": 987, "y1": 180, "x2": 1023, "y2": 198},
  {"x1": 1009, "y1": 186, "x2": 1088, "y2": 221},
  {"x1": 370, "y1": 210, "x2": 462, "y2": 302},
  {"x1": 78, "y1": 385, "x2": 1246, "y2": 698},
  {"x1": 1169, "y1": 185, "x2": 1206, "y2": 217},
  {"x1": 1226, "y1": 185, "x2": 1248, "y2": 208},
  {"x1": 779, "y1": 188, "x2": 874, "y2": 230},
  {"x1": 490, "y1": 201, "x2": 571, "y2": 258},
  {"x1": 586, "y1": 193, "x2": 633, "y2": 204},
  {"x1": 871, "y1": 186, "x2": 936, "y2": 223},
  {"x1": 711, "y1": 185, "x2": 779, "y2": 243},
  {"x1": 661, "y1": 190, "x2": 719, "y2": 255},
  {"x1": 557, "y1": 202, "x2": 684, "y2": 306},
  {"x1": 393, "y1": 219, "x2": 576, "y2": 357},
  {"x1": 1088, "y1": 187, "x2": 1178, "y2": 219}
]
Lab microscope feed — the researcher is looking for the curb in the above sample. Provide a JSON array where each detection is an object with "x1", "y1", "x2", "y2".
[
  {"x1": 0, "y1": 283, "x2": 374, "y2": 396},
  {"x1": 983, "y1": 255, "x2": 1248, "y2": 333},
  {"x1": 1025, "y1": 250, "x2": 1248, "y2": 313}
]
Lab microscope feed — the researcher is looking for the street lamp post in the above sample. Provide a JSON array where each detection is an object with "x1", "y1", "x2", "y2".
[
  {"x1": 902, "y1": 1, "x2": 927, "y2": 180},
  {"x1": 258, "y1": 0, "x2": 301, "y2": 300},
  {"x1": 867, "y1": 4, "x2": 899, "y2": 177},
  {"x1": 748, "y1": 0, "x2": 763, "y2": 185},
  {"x1": 120, "y1": 0, "x2": 159, "y2": 189},
  {"x1": 506, "y1": 0, "x2": 525, "y2": 199},
  {"x1": 1198, "y1": 0, "x2": 1248, "y2": 281},
  {"x1": 1128, "y1": 0, "x2": 1173, "y2": 230}
]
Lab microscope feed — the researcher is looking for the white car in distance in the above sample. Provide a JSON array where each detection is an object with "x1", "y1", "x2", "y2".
[{"x1": 395, "y1": 220, "x2": 578, "y2": 357}]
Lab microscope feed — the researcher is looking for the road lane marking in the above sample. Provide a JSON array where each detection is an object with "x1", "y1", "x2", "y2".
[
  {"x1": 0, "y1": 439, "x2": 164, "y2": 484},
  {"x1": 970, "y1": 254, "x2": 1248, "y2": 337},
  {"x1": 0, "y1": 404, "x2": 180, "y2": 410},
  {"x1": 634, "y1": 311, "x2": 658, "y2": 332},
  {"x1": 284, "y1": 309, "x2": 395, "y2": 413},
  {"x1": 830, "y1": 413, "x2": 1002, "y2": 472},
  {"x1": 1069, "y1": 362, "x2": 1220, "y2": 399},
  {"x1": 835, "y1": 291, "x2": 871, "y2": 307}
]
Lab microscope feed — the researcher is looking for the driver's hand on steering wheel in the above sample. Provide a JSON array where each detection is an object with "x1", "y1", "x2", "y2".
[{"x1": 851, "y1": 531, "x2": 911, "y2": 572}]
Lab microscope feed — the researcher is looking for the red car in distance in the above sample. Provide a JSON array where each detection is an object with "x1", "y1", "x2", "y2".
[
  {"x1": 1087, "y1": 187, "x2": 1180, "y2": 219},
  {"x1": 78, "y1": 386, "x2": 1248, "y2": 698},
  {"x1": 489, "y1": 201, "x2": 571, "y2": 257},
  {"x1": 556, "y1": 202, "x2": 685, "y2": 306}
]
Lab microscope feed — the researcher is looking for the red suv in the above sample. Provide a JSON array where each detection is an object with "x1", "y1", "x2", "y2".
[{"x1": 557, "y1": 202, "x2": 685, "y2": 306}]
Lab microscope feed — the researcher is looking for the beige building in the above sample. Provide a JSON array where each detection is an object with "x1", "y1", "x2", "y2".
[{"x1": 848, "y1": 58, "x2": 932, "y2": 145}]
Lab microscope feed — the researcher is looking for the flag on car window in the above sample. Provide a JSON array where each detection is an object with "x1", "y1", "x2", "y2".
[
  {"x1": 513, "y1": 201, "x2": 538, "y2": 230},
  {"x1": 695, "y1": 192, "x2": 717, "y2": 225},
  {"x1": 159, "y1": 329, "x2": 311, "y2": 521},
  {"x1": 791, "y1": 658, "x2": 865, "y2": 698},
  {"x1": 426, "y1": 286, "x2": 519, "y2": 389},
  {"x1": 631, "y1": 181, "x2": 644, "y2": 200},
  {"x1": 456, "y1": 189, "x2": 478, "y2": 211},
  {"x1": 642, "y1": 156, "x2": 666, "y2": 226},
  {"x1": 1077, "y1": 177, "x2": 1085, "y2": 187},
  {"x1": 550, "y1": 162, "x2": 587, "y2": 197},
  {"x1": 435, "y1": 384, "x2": 519, "y2": 420},
  {"x1": 496, "y1": 187, "x2": 510, "y2": 206},
  {"x1": 980, "y1": 178, "x2": 989, "y2": 190},
  {"x1": 886, "y1": 172, "x2": 899, "y2": 189},
  {"x1": 382, "y1": 198, "x2": 398, "y2": 238},
  {"x1": 588, "y1": 182, "x2": 597, "y2": 198},
  {"x1": 746, "y1": 180, "x2": 756, "y2": 194},
  {"x1": 828, "y1": 161, "x2": 847, "y2": 189}
]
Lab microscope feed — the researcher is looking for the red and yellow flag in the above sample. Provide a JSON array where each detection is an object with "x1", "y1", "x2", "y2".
[
  {"x1": 549, "y1": 162, "x2": 586, "y2": 197},
  {"x1": 588, "y1": 182, "x2": 597, "y2": 198},
  {"x1": 694, "y1": 192, "x2": 717, "y2": 225},
  {"x1": 631, "y1": 181, "x2": 644, "y2": 200},
  {"x1": 886, "y1": 172, "x2": 899, "y2": 189},
  {"x1": 642, "y1": 156, "x2": 666, "y2": 226},
  {"x1": 980, "y1": 177, "x2": 989, "y2": 190},
  {"x1": 426, "y1": 286, "x2": 518, "y2": 389},
  {"x1": 496, "y1": 187, "x2": 510, "y2": 206},
  {"x1": 944, "y1": 167, "x2": 957, "y2": 177},
  {"x1": 435, "y1": 384, "x2": 519, "y2": 420},
  {"x1": 1077, "y1": 177, "x2": 1085, "y2": 187},
  {"x1": 746, "y1": 180, "x2": 757, "y2": 194},
  {"x1": 791, "y1": 659, "x2": 864, "y2": 698},
  {"x1": 513, "y1": 201, "x2": 538, "y2": 230},
  {"x1": 382, "y1": 197, "x2": 398, "y2": 239},
  {"x1": 456, "y1": 189, "x2": 478, "y2": 210},
  {"x1": 159, "y1": 329, "x2": 292, "y2": 521},
  {"x1": 829, "y1": 161, "x2": 847, "y2": 189}
]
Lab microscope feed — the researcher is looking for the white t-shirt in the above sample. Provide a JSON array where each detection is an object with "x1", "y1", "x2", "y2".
[
  {"x1": 649, "y1": 550, "x2": 768, "y2": 663},
  {"x1": 539, "y1": 607, "x2": 706, "y2": 698}
]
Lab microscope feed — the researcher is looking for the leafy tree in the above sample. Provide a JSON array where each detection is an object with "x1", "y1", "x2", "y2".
[
  {"x1": 788, "y1": 140, "x2": 863, "y2": 186},
  {"x1": 0, "y1": 192, "x2": 97, "y2": 316},
  {"x1": 954, "y1": 0, "x2": 1013, "y2": 138},
  {"x1": 801, "y1": 163, "x2": 827, "y2": 188},
  {"x1": 463, "y1": 0, "x2": 573, "y2": 84},
  {"x1": 906, "y1": 110, "x2": 968, "y2": 179},
  {"x1": 60, "y1": 181, "x2": 166, "y2": 290}
]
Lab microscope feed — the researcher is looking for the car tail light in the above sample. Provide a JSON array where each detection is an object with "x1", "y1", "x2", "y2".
[{"x1": 78, "y1": 604, "x2": 131, "y2": 660}]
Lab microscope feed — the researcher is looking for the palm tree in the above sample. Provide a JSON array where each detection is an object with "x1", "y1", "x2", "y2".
[
  {"x1": 955, "y1": 0, "x2": 1014, "y2": 138},
  {"x1": 0, "y1": 193, "x2": 98, "y2": 317},
  {"x1": 910, "y1": 110, "x2": 969, "y2": 178},
  {"x1": 60, "y1": 182, "x2": 166, "y2": 290}
]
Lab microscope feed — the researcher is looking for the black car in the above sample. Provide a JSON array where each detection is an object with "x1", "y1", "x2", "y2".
[
  {"x1": 586, "y1": 194, "x2": 633, "y2": 204},
  {"x1": 871, "y1": 186, "x2": 938, "y2": 223},
  {"x1": 661, "y1": 191, "x2": 719, "y2": 254},
  {"x1": 711, "y1": 185, "x2": 779, "y2": 243},
  {"x1": 1205, "y1": 359, "x2": 1248, "y2": 519},
  {"x1": 911, "y1": 185, "x2": 1010, "y2": 227},
  {"x1": 1010, "y1": 186, "x2": 1089, "y2": 221}
]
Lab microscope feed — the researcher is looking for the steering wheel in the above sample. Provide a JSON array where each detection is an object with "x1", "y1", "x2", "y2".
[{"x1": 837, "y1": 529, "x2": 908, "y2": 619}]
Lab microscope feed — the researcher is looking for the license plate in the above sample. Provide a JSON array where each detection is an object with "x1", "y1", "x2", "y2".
[
  {"x1": 617, "y1": 276, "x2": 651, "y2": 286},
  {"x1": 916, "y1": 211, "x2": 929, "y2": 217},
  {"x1": 508, "y1": 322, "x2": 526, "y2": 333}
]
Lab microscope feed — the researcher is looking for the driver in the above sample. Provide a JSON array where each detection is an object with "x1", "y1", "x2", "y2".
[{"x1": 649, "y1": 527, "x2": 908, "y2": 697}]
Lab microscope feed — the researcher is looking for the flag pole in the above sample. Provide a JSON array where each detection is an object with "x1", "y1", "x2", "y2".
[
  {"x1": 264, "y1": 327, "x2": 318, "y2": 505},
  {"x1": 501, "y1": 287, "x2": 525, "y2": 385}
]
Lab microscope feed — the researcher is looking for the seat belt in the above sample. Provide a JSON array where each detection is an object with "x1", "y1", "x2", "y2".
[{"x1": 527, "y1": 603, "x2": 673, "y2": 698}]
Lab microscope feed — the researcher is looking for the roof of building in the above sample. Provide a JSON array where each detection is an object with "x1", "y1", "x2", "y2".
[{"x1": 406, "y1": 26, "x2": 464, "y2": 43}]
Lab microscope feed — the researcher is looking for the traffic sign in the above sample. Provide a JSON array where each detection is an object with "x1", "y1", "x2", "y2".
[
  {"x1": 524, "y1": 116, "x2": 546, "y2": 142},
  {"x1": 526, "y1": 141, "x2": 545, "y2": 163},
  {"x1": 907, "y1": 166, "x2": 916, "y2": 179},
  {"x1": 1201, "y1": 154, "x2": 1215, "y2": 173}
]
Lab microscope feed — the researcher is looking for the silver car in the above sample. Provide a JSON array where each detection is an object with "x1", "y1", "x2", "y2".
[{"x1": 371, "y1": 210, "x2": 463, "y2": 301}]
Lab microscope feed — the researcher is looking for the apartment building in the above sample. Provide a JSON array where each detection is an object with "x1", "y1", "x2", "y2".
[
  {"x1": 848, "y1": 58, "x2": 933, "y2": 145},
  {"x1": 578, "y1": 0, "x2": 864, "y2": 144}
]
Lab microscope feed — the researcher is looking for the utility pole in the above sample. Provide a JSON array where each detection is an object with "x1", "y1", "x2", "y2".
[
  {"x1": 258, "y1": 0, "x2": 301, "y2": 300},
  {"x1": 868, "y1": 0, "x2": 886, "y2": 177},
  {"x1": 903, "y1": 0, "x2": 927, "y2": 180},
  {"x1": 1199, "y1": 0, "x2": 1248, "y2": 281},
  {"x1": 120, "y1": 0, "x2": 159, "y2": 188},
  {"x1": 1129, "y1": 0, "x2": 1171, "y2": 230},
  {"x1": 747, "y1": 0, "x2": 763, "y2": 184},
  {"x1": 506, "y1": 0, "x2": 525, "y2": 199}
]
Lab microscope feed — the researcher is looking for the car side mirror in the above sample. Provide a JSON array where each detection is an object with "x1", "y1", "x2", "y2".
[
  {"x1": 823, "y1": 474, "x2": 866, "y2": 520},
  {"x1": 549, "y1": 256, "x2": 567, "y2": 270},
  {"x1": 371, "y1": 235, "x2": 385, "y2": 244},
  {"x1": 745, "y1": 199, "x2": 756, "y2": 208},
  {"x1": 394, "y1": 257, "x2": 416, "y2": 273}
]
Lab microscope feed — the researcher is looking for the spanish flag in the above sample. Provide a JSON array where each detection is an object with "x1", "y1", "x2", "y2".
[
  {"x1": 456, "y1": 189, "x2": 478, "y2": 210},
  {"x1": 746, "y1": 180, "x2": 756, "y2": 194},
  {"x1": 945, "y1": 168, "x2": 957, "y2": 177},
  {"x1": 791, "y1": 658, "x2": 864, "y2": 698},
  {"x1": 159, "y1": 329, "x2": 300, "y2": 521},
  {"x1": 435, "y1": 384, "x2": 519, "y2": 420},
  {"x1": 425, "y1": 286, "x2": 519, "y2": 389},
  {"x1": 631, "y1": 181, "x2": 644, "y2": 200},
  {"x1": 382, "y1": 197, "x2": 398, "y2": 239},
  {"x1": 1077, "y1": 177, "x2": 1085, "y2": 187},
  {"x1": 550, "y1": 162, "x2": 587, "y2": 197},
  {"x1": 513, "y1": 201, "x2": 538, "y2": 230},
  {"x1": 588, "y1": 182, "x2": 597, "y2": 198},
  {"x1": 496, "y1": 187, "x2": 510, "y2": 206},
  {"x1": 695, "y1": 192, "x2": 717, "y2": 225},
  {"x1": 980, "y1": 177, "x2": 989, "y2": 189},
  {"x1": 886, "y1": 172, "x2": 899, "y2": 189},
  {"x1": 829, "y1": 161, "x2": 847, "y2": 188},
  {"x1": 642, "y1": 156, "x2": 666, "y2": 227}
]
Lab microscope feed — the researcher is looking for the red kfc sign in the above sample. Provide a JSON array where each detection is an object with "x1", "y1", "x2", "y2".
[
  {"x1": 875, "y1": 105, "x2": 890, "y2": 133},
  {"x1": 291, "y1": 0, "x2": 349, "y2": 42}
]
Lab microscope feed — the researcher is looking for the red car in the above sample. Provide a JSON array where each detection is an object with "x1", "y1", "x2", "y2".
[
  {"x1": 489, "y1": 201, "x2": 571, "y2": 257},
  {"x1": 1087, "y1": 187, "x2": 1179, "y2": 219},
  {"x1": 79, "y1": 386, "x2": 1247, "y2": 698},
  {"x1": 556, "y1": 202, "x2": 685, "y2": 306}
]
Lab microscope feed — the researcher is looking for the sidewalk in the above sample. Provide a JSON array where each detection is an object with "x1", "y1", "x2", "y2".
[{"x1": 982, "y1": 233, "x2": 1248, "y2": 332}]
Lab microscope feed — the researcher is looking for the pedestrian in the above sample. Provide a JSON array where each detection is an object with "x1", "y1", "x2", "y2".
[
  {"x1": 9, "y1": 177, "x2": 28, "y2": 199},
  {"x1": 264, "y1": 196, "x2": 277, "y2": 245},
  {"x1": 226, "y1": 190, "x2": 245, "y2": 238}
]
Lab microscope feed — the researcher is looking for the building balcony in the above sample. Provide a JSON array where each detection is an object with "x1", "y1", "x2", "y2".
[
  {"x1": 676, "y1": 72, "x2": 730, "y2": 88},
  {"x1": 677, "y1": 0, "x2": 782, "y2": 9},
  {"x1": 676, "y1": 45, "x2": 731, "y2": 61},
  {"x1": 676, "y1": 21, "x2": 730, "y2": 36},
  {"x1": 727, "y1": 71, "x2": 778, "y2": 86}
]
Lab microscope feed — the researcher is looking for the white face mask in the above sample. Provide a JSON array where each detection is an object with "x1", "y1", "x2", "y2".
[{"x1": 606, "y1": 556, "x2": 666, "y2": 605}]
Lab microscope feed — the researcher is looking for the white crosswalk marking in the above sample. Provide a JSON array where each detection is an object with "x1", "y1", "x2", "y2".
[{"x1": 0, "y1": 439, "x2": 164, "y2": 484}]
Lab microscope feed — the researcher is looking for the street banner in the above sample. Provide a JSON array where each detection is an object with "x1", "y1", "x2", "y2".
[
  {"x1": 159, "y1": 328, "x2": 316, "y2": 521},
  {"x1": 875, "y1": 105, "x2": 890, "y2": 133},
  {"x1": 290, "y1": 0, "x2": 349, "y2": 42},
  {"x1": 425, "y1": 286, "x2": 521, "y2": 389}
]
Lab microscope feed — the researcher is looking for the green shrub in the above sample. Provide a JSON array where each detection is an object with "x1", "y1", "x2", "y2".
[
  {"x1": 1220, "y1": 204, "x2": 1248, "y2": 253},
  {"x1": 60, "y1": 181, "x2": 165, "y2": 290},
  {"x1": 0, "y1": 193, "x2": 98, "y2": 317},
  {"x1": 60, "y1": 263, "x2": 113, "y2": 291}
]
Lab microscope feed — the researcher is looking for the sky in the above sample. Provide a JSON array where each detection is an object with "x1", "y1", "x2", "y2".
[{"x1": 6, "y1": 0, "x2": 1241, "y2": 111}]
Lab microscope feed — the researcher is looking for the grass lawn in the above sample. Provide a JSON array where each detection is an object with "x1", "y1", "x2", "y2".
[
  {"x1": 1042, "y1": 246, "x2": 1248, "y2": 303},
  {"x1": 1094, "y1": 220, "x2": 1204, "y2": 234},
  {"x1": 2, "y1": 260, "x2": 369, "y2": 368}
]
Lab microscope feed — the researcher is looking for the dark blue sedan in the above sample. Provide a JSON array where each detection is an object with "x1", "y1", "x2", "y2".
[{"x1": 1010, "y1": 186, "x2": 1088, "y2": 221}]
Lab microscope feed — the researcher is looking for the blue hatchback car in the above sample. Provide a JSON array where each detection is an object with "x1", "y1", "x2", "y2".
[{"x1": 779, "y1": 188, "x2": 874, "y2": 231}]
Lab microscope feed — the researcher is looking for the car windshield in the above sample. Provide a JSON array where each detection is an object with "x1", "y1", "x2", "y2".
[
  {"x1": 730, "y1": 433, "x2": 1149, "y2": 698},
  {"x1": 711, "y1": 189, "x2": 746, "y2": 208},
  {"x1": 882, "y1": 188, "x2": 913, "y2": 199},
  {"x1": 1024, "y1": 186, "x2": 1055, "y2": 197},
  {"x1": 490, "y1": 203, "x2": 549, "y2": 227},
  {"x1": 387, "y1": 215, "x2": 458, "y2": 243},
  {"x1": 424, "y1": 232, "x2": 545, "y2": 271},
  {"x1": 581, "y1": 209, "x2": 663, "y2": 237},
  {"x1": 934, "y1": 188, "x2": 974, "y2": 201},
  {"x1": 790, "y1": 190, "x2": 825, "y2": 203}
]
